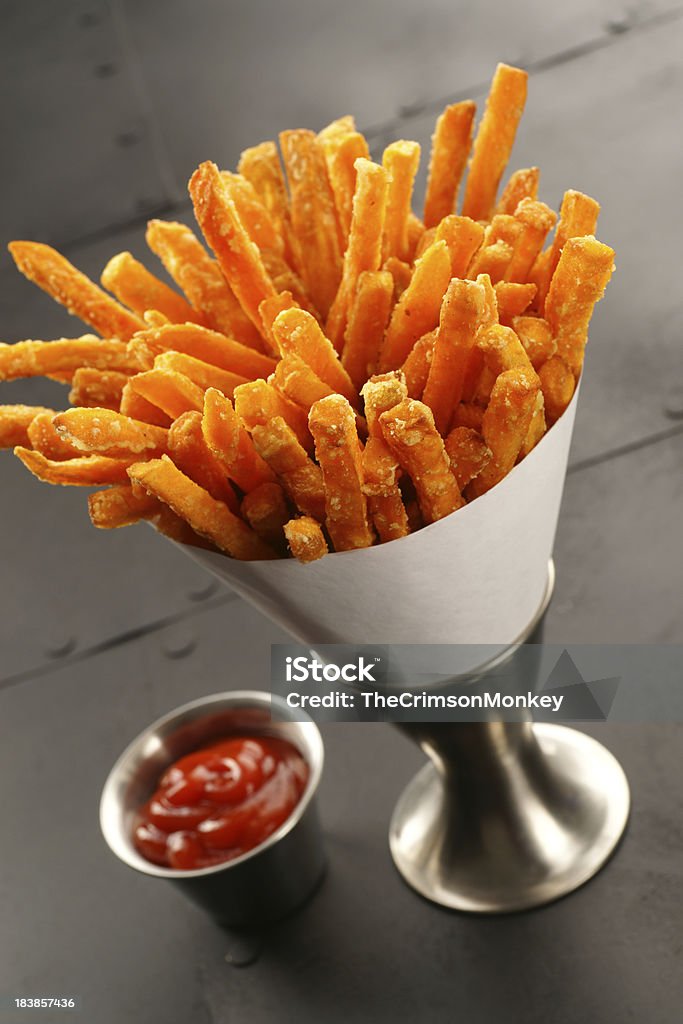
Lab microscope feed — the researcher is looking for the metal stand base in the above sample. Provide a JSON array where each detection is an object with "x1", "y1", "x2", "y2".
[{"x1": 389, "y1": 721, "x2": 630, "y2": 913}]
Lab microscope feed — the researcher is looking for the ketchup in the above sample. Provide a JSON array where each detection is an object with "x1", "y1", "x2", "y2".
[{"x1": 134, "y1": 735, "x2": 309, "y2": 870}]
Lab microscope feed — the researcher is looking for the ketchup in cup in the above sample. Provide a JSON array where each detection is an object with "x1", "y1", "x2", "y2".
[{"x1": 134, "y1": 735, "x2": 309, "y2": 870}]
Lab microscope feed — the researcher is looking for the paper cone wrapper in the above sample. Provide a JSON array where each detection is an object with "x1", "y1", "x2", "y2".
[{"x1": 183, "y1": 390, "x2": 579, "y2": 655}]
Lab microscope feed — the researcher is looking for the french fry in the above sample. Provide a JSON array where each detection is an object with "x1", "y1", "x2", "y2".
[
  {"x1": 188, "y1": 161, "x2": 277, "y2": 331},
  {"x1": 359, "y1": 376, "x2": 409, "y2": 541},
  {"x1": 145, "y1": 219, "x2": 264, "y2": 350},
  {"x1": 511, "y1": 316, "x2": 556, "y2": 369},
  {"x1": 220, "y1": 171, "x2": 284, "y2": 255},
  {"x1": 468, "y1": 367, "x2": 539, "y2": 497},
  {"x1": 128, "y1": 455, "x2": 275, "y2": 560},
  {"x1": 451, "y1": 401, "x2": 484, "y2": 431},
  {"x1": 476, "y1": 323, "x2": 537, "y2": 379},
  {"x1": 361, "y1": 435, "x2": 400, "y2": 495},
  {"x1": 368, "y1": 490, "x2": 410, "y2": 543},
  {"x1": 435, "y1": 215, "x2": 485, "y2": 278},
  {"x1": 130, "y1": 322, "x2": 275, "y2": 380},
  {"x1": 251, "y1": 416, "x2": 326, "y2": 521},
  {"x1": 129, "y1": 368, "x2": 205, "y2": 419},
  {"x1": 0, "y1": 337, "x2": 137, "y2": 382},
  {"x1": 259, "y1": 290, "x2": 298, "y2": 351},
  {"x1": 241, "y1": 482, "x2": 290, "y2": 550},
  {"x1": 382, "y1": 140, "x2": 421, "y2": 262},
  {"x1": 280, "y1": 129, "x2": 343, "y2": 316},
  {"x1": 424, "y1": 100, "x2": 476, "y2": 228},
  {"x1": 318, "y1": 128, "x2": 369, "y2": 243},
  {"x1": 270, "y1": 267, "x2": 320, "y2": 321},
  {"x1": 88, "y1": 485, "x2": 161, "y2": 529},
  {"x1": 538, "y1": 355, "x2": 576, "y2": 424},
  {"x1": 545, "y1": 236, "x2": 615, "y2": 377},
  {"x1": 382, "y1": 256, "x2": 412, "y2": 301},
  {"x1": 400, "y1": 330, "x2": 436, "y2": 399},
  {"x1": 237, "y1": 141, "x2": 298, "y2": 268},
  {"x1": 119, "y1": 382, "x2": 173, "y2": 428},
  {"x1": 341, "y1": 270, "x2": 394, "y2": 391},
  {"x1": 361, "y1": 370, "x2": 408, "y2": 435},
  {"x1": 519, "y1": 391, "x2": 547, "y2": 457},
  {"x1": 69, "y1": 368, "x2": 128, "y2": 410},
  {"x1": 308, "y1": 395, "x2": 373, "y2": 551},
  {"x1": 283, "y1": 516, "x2": 329, "y2": 563},
  {"x1": 26, "y1": 412, "x2": 82, "y2": 460},
  {"x1": 423, "y1": 279, "x2": 488, "y2": 435},
  {"x1": 459, "y1": 273, "x2": 498, "y2": 403},
  {"x1": 0, "y1": 405, "x2": 53, "y2": 448},
  {"x1": 101, "y1": 251, "x2": 202, "y2": 324},
  {"x1": 325, "y1": 158, "x2": 388, "y2": 350},
  {"x1": 414, "y1": 226, "x2": 437, "y2": 261},
  {"x1": 379, "y1": 398, "x2": 464, "y2": 523},
  {"x1": 14, "y1": 446, "x2": 133, "y2": 486},
  {"x1": 494, "y1": 281, "x2": 536, "y2": 323},
  {"x1": 270, "y1": 353, "x2": 335, "y2": 411},
  {"x1": 462, "y1": 64, "x2": 528, "y2": 221},
  {"x1": 318, "y1": 115, "x2": 356, "y2": 140},
  {"x1": 505, "y1": 199, "x2": 557, "y2": 283},
  {"x1": 149, "y1": 504, "x2": 218, "y2": 549},
  {"x1": 271, "y1": 308, "x2": 357, "y2": 405},
  {"x1": 535, "y1": 190, "x2": 600, "y2": 312},
  {"x1": 444, "y1": 426, "x2": 492, "y2": 489},
  {"x1": 202, "y1": 388, "x2": 276, "y2": 493},
  {"x1": 405, "y1": 213, "x2": 426, "y2": 262},
  {"x1": 168, "y1": 410, "x2": 239, "y2": 511},
  {"x1": 468, "y1": 238, "x2": 514, "y2": 283},
  {"x1": 233, "y1": 378, "x2": 313, "y2": 454},
  {"x1": 153, "y1": 351, "x2": 248, "y2": 399},
  {"x1": 495, "y1": 167, "x2": 540, "y2": 216},
  {"x1": 8, "y1": 242, "x2": 144, "y2": 341},
  {"x1": 378, "y1": 240, "x2": 451, "y2": 371},
  {"x1": 53, "y1": 408, "x2": 169, "y2": 459}
]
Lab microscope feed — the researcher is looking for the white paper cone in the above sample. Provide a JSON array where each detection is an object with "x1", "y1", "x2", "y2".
[{"x1": 183, "y1": 389, "x2": 579, "y2": 656}]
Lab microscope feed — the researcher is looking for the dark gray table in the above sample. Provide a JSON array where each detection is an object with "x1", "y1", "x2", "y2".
[{"x1": 1, "y1": 3, "x2": 682, "y2": 1022}]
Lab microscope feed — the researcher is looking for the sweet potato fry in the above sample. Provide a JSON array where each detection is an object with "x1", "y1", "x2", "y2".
[
  {"x1": 414, "y1": 226, "x2": 437, "y2": 261},
  {"x1": 189, "y1": 161, "x2": 277, "y2": 331},
  {"x1": 259, "y1": 290, "x2": 298, "y2": 350},
  {"x1": 26, "y1": 412, "x2": 82, "y2": 459},
  {"x1": 88, "y1": 485, "x2": 160, "y2": 528},
  {"x1": 119, "y1": 383, "x2": 173, "y2": 428},
  {"x1": 451, "y1": 402, "x2": 484, "y2": 431},
  {"x1": 379, "y1": 240, "x2": 451, "y2": 371},
  {"x1": 153, "y1": 351, "x2": 248, "y2": 399},
  {"x1": 468, "y1": 238, "x2": 514, "y2": 283},
  {"x1": 318, "y1": 128, "x2": 369, "y2": 243},
  {"x1": 424, "y1": 100, "x2": 476, "y2": 228},
  {"x1": 145, "y1": 219, "x2": 264, "y2": 350},
  {"x1": 535, "y1": 190, "x2": 601, "y2": 312},
  {"x1": 271, "y1": 308, "x2": 357, "y2": 405},
  {"x1": 359, "y1": 373, "x2": 408, "y2": 535},
  {"x1": 0, "y1": 337, "x2": 137, "y2": 382},
  {"x1": 69, "y1": 368, "x2": 128, "y2": 410},
  {"x1": 53, "y1": 408, "x2": 169, "y2": 459},
  {"x1": 379, "y1": 398, "x2": 464, "y2": 523},
  {"x1": 9, "y1": 242, "x2": 144, "y2": 341},
  {"x1": 128, "y1": 456, "x2": 275, "y2": 560},
  {"x1": 283, "y1": 516, "x2": 329, "y2": 563},
  {"x1": 545, "y1": 236, "x2": 615, "y2": 376},
  {"x1": 368, "y1": 490, "x2": 409, "y2": 544},
  {"x1": 476, "y1": 323, "x2": 537, "y2": 379},
  {"x1": 129, "y1": 369, "x2": 205, "y2": 419},
  {"x1": 435, "y1": 215, "x2": 485, "y2": 278},
  {"x1": 0, "y1": 405, "x2": 53, "y2": 448},
  {"x1": 494, "y1": 282, "x2": 536, "y2": 323},
  {"x1": 237, "y1": 141, "x2": 298, "y2": 267},
  {"x1": 168, "y1": 410, "x2": 239, "y2": 510},
  {"x1": 233, "y1": 378, "x2": 313, "y2": 454},
  {"x1": 538, "y1": 355, "x2": 576, "y2": 424},
  {"x1": 341, "y1": 270, "x2": 394, "y2": 390},
  {"x1": 220, "y1": 171, "x2": 284, "y2": 255},
  {"x1": 280, "y1": 130, "x2": 343, "y2": 316},
  {"x1": 495, "y1": 167, "x2": 540, "y2": 216},
  {"x1": 361, "y1": 435, "x2": 400, "y2": 495},
  {"x1": 101, "y1": 251, "x2": 201, "y2": 324},
  {"x1": 131, "y1": 322, "x2": 275, "y2": 381},
  {"x1": 326, "y1": 158, "x2": 388, "y2": 350},
  {"x1": 511, "y1": 316, "x2": 556, "y2": 370},
  {"x1": 444, "y1": 426, "x2": 492, "y2": 490},
  {"x1": 520, "y1": 391, "x2": 547, "y2": 457},
  {"x1": 405, "y1": 214, "x2": 426, "y2": 262},
  {"x1": 382, "y1": 140, "x2": 421, "y2": 262},
  {"x1": 250, "y1": 417, "x2": 326, "y2": 521},
  {"x1": 400, "y1": 330, "x2": 436, "y2": 399},
  {"x1": 361, "y1": 370, "x2": 408, "y2": 436},
  {"x1": 462, "y1": 64, "x2": 528, "y2": 221},
  {"x1": 271, "y1": 353, "x2": 335, "y2": 411},
  {"x1": 468, "y1": 367, "x2": 539, "y2": 497},
  {"x1": 202, "y1": 388, "x2": 276, "y2": 493},
  {"x1": 14, "y1": 446, "x2": 133, "y2": 486},
  {"x1": 308, "y1": 395, "x2": 373, "y2": 551},
  {"x1": 382, "y1": 256, "x2": 412, "y2": 302},
  {"x1": 423, "y1": 279, "x2": 488, "y2": 435},
  {"x1": 505, "y1": 199, "x2": 556, "y2": 283},
  {"x1": 241, "y1": 482, "x2": 290, "y2": 550}
]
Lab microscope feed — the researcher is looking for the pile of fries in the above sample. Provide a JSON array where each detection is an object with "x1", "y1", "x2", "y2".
[{"x1": 1, "y1": 64, "x2": 614, "y2": 563}]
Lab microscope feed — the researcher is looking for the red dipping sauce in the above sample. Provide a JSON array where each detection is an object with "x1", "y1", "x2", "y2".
[{"x1": 134, "y1": 735, "x2": 309, "y2": 870}]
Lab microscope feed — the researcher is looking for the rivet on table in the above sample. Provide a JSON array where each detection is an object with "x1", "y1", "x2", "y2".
[{"x1": 161, "y1": 627, "x2": 198, "y2": 659}]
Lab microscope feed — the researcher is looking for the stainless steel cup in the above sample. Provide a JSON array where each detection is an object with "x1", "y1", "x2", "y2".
[{"x1": 100, "y1": 691, "x2": 325, "y2": 927}]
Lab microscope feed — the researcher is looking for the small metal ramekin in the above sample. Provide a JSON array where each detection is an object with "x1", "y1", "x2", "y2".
[{"x1": 100, "y1": 691, "x2": 325, "y2": 927}]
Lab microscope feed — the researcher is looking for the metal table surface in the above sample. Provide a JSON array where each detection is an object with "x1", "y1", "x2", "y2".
[{"x1": 1, "y1": 3, "x2": 682, "y2": 1022}]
